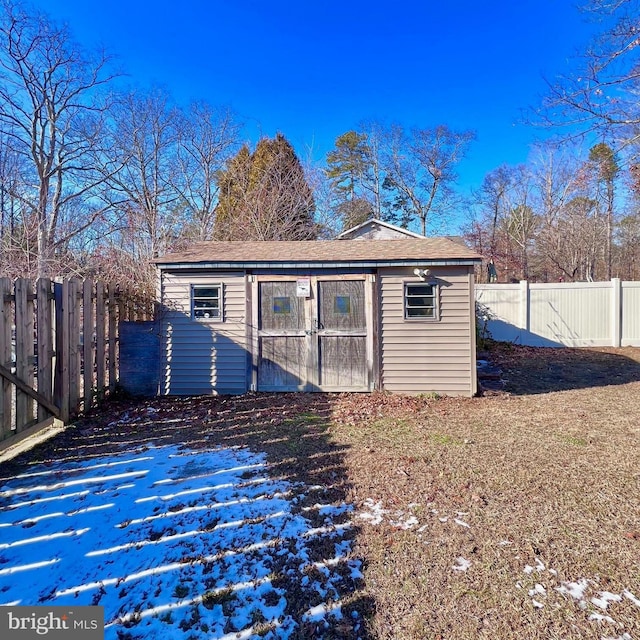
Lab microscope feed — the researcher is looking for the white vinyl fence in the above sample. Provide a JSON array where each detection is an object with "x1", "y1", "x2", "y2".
[{"x1": 475, "y1": 279, "x2": 640, "y2": 347}]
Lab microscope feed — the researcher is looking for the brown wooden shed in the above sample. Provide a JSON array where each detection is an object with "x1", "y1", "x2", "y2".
[{"x1": 155, "y1": 237, "x2": 482, "y2": 397}]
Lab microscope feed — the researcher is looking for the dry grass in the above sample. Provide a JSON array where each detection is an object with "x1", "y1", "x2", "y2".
[
  {"x1": 332, "y1": 370, "x2": 640, "y2": 638},
  {"x1": 3, "y1": 345, "x2": 640, "y2": 639}
]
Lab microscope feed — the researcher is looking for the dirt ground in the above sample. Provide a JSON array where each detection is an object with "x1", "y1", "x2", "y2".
[{"x1": 2, "y1": 344, "x2": 640, "y2": 639}]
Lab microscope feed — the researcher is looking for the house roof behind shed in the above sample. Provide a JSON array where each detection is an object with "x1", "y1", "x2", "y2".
[{"x1": 155, "y1": 239, "x2": 482, "y2": 269}]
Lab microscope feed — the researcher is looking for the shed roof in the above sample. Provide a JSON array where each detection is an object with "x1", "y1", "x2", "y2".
[{"x1": 155, "y1": 238, "x2": 482, "y2": 270}]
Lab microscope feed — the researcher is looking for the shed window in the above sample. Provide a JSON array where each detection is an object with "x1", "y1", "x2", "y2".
[
  {"x1": 192, "y1": 285, "x2": 222, "y2": 320},
  {"x1": 273, "y1": 296, "x2": 291, "y2": 315},
  {"x1": 334, "y1": 295, "x2": 351, "y2": 315},
  {"x1": 404, "y1": 283, "x2": 438, "y2": 320}
]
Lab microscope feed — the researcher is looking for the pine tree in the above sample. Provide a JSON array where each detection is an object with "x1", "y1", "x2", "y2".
[
  {"x1": 214, "y1": 133, "x2": 316, "y2": 240},
  {"x1": 588, "y1": 142, "x2": 619, "y2": 279},
  {"x1": 325, "y1": 131, "x2": 373, "y2": 229},
  {"x1": 214, "y1": 144, "x2": 251, "y2": 239}
]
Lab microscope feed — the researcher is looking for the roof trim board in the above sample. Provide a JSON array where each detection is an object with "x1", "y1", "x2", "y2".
[{"x1": 156, "y1": 258, "x2": 481, "y2": 270}]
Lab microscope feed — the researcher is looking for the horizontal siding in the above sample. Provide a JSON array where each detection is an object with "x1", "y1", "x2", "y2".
[
  {"x1": 161, "y1": 271, "x2": 248, "y2": 395},
  {"x1": 379, "y1": 267, "x2": 474, "y2": 396},
  {"x1": 383, "y1": 356, "x2": 471, "y2": 367}
]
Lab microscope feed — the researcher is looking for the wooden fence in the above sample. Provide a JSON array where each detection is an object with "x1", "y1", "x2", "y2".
[
  {"x1": 0, "y1": 278, "x2": 153, "y2": 447},
  {"x1": 476, "y1": 278, "x2": 640, "y2": 347}
]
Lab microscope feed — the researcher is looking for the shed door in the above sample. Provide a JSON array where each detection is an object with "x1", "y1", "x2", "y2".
[
  {"x1": 257, "y1": 278, "x2": 371, "y2": 391},
  {"x1": 316, "y1": 280, "x2": 368, "y2": 390},
  {"x1": 257, "y1": 281, "x2": 308, "y2": 391}
]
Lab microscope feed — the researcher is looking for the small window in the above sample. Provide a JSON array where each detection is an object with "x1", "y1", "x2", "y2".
[
  {"x1": 192, "y1": 285, "x2": 222, "y2": 320},
  {"x1": 334, "y1": 295, "x2": 351, "y2": 315},
  {"x1": 404, "y1": 283, "x2": 438, "y2": 320},
  {"x1": 273, "y1": 296, "x2": 291, "y2": 315}
]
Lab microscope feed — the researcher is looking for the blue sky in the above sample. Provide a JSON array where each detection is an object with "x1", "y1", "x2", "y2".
[{"x1": 33, "y1": 0, "x2": 597, "y2": 227}]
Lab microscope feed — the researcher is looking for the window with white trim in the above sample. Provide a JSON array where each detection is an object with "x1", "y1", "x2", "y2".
[
  {"x1": 192, "y1": 285, "x2": 222, "y2": 320},
  {"x1": 404, "y1": 283, "x2": 438, "y2": 320}
]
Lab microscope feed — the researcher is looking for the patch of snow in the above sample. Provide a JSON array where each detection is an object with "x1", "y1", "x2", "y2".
[
  {"x1": 303, "y1": 600, "x2": 344, "y2": 622},
  {"x1": 452, "y1": 557, "x2": 471, "y2": 572},
  {"x1": 556, "y1": 578, "x2": 590, "y2": 601},
  {"x1": 623, "y1": 589, "x2": 640, "y2": 608},
  {"x1": 532, "y1": 599, "x2": 544, "y2": 609},
  {"x1": 391, "y1": 514, "x2": 419, "y2": 529},
  {"x1": 591, "y1": 592, "x2": 623, "y2": 610},
  {"x1": 357, "y1": 499, "x2": 387, "y2": 525},
  {"x1": 524, "y1": 558, "x2": 545, "y2": 574},
  {"x1": 589, "y1": 612, "x2": 616, "y2": 624},
  {"x1": 0, "y1": 442, "x2": 362, "y2": 639},
  {"x1": 453, "y1": 518, "x2": 470, "y2": 528}
]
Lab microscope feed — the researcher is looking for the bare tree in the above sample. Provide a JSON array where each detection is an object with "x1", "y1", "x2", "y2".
[
  {"x1": 0, "y1": 0, "x2": 119, "y2": 277},
  {"x1": 541, "y1": 1, "x2": 640, "y2": 159},
  {"x1": 382, "y1": 124, "x2": 475, "y2": 235},
  {"x1": 103, "y1": 88, "x2": 182, "y2": 290},
  {"x1": 174, "y1": 102, "x2": 241, "y2": 241}
]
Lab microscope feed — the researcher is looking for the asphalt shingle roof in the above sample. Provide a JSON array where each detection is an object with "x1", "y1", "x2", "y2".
[{"x1": 155, "y1": 239, "x2": 482, "y2": 266}]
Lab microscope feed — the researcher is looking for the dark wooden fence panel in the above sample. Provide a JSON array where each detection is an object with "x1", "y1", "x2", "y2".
[
  {"x1": 0, "y1": 278, "x2": 152, "y2": 445},
  {"x1": 0, "y1": 278, "x2": 12, "y2": 436}
]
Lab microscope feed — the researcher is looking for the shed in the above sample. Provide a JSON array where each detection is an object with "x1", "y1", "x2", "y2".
[{"x1": 155, "y1": 238, "x2": 483, "y2": 397}]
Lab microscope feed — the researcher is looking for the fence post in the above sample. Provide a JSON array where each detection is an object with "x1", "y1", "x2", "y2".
[
  {"x1": 36, "y1": 278, "x2": 54, "y2": 423},
  {"x1": 611, "y1": 278, "x2": 622, "y2": 347},
  {"x1": 54, "y1": 281, "x2": 70, "y2": 423},
  {"x1": 83, "y1": 279, "x2": 95, "y2": 412},
  {"x1": 95, "y1": 281, "x2": 106, "y2": 399},
  {"x1": 519, "y1": 280, "x2": 530, "y2": 332},
  {"x1": 68, "y1": 279, "x2": 81, "y2": 415},
  {"x1": 108, "y1": 284, "x2": 117, "y2": 392},
  {"x1": 0, "y1": 278, "x2": 12, "y2": 439},
  {"x1": 15, "y1": 278, "x2": 35, "y2": 431}
]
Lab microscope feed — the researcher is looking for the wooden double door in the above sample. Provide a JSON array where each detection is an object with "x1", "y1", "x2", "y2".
[{"x1": 254, "y1": 276, "x2": 373, "y2": 392}]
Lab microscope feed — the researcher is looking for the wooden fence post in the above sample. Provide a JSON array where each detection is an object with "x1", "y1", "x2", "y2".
[
  {"x1": 95, "y1": 281, "x2": 106, "y2": 399},
  {"x1": 15, "y1": 278, "x2": 35, "y2": 431},
  {"x1": 36, "y1": 278, "x2": 54, "y2": 423},
  {"x1": 0, "y1": 278, "x2": 12, "y2": 440},
  {"x1": 54, "y1": 280, "x2": 70, "y2": 423},
  {"x1": 83, "y1": 279, "x2": 95, "y2": 411},
  {"x1": 108, "y1": 284, "x2": 117, "y2": 392},
  {"x1": 68, "y1": 279, "x2": 81, "y2": 415}
]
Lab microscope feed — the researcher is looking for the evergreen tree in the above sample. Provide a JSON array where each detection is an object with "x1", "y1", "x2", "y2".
[
  {"x1": 214, "y1": 144, "x2": 251, "y2": 239},
  {"x1": 588, "y1": 142, "x2": 619, "y2": 279},
  {"x1": 214, "y1": 133, "x2": 316, "y2": 240},
  {"x1": 325, "y1": 131, "x2": 373, "y2": 230}
]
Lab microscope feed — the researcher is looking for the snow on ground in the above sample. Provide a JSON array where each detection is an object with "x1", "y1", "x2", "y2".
[
  {"x1": 0, "y1": 442, "x2": 363, "y2": 639},
  {"x1": 518, "y1": 557, "x2": 640, "y2": 635}
]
